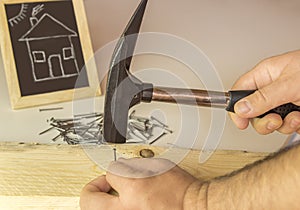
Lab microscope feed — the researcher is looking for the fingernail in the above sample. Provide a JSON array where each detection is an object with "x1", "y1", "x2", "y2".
[
  {"x1": 290, "y1": 119, "x2": 300, "y2": 129},
  {"x1": 236, "y1": 100, "x2": 252, "y2": 115},
  {"x1": 267, "y1": 122, "x2": 278, "y2": 130}
]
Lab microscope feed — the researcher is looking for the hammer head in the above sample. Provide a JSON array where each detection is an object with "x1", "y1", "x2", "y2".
[{"x1": 103, "y1": 0, "x2": 152, "y2": 143}]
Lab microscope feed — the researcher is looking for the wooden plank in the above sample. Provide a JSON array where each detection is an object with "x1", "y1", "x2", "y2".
[
  {"x1": 0, "y1": 142, "x2": 268, "y2": 209},
  {"x1": 0, "y1": 196, "x2": 80, "y2": 210}
]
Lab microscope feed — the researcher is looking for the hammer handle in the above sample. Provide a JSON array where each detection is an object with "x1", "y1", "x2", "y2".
[
  {"x1": 226, "y1": 90, "x2": 300, "y2": 119},
  {"x1": 151, "y1": 87, "x2": 300, "y2": 119},
  {"x1": 151, "y1": 87, "x2": 229, "y2": 108}
]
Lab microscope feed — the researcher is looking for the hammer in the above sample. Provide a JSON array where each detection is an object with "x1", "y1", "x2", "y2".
[{"x1": 103, "y1": 0, "x2": 300, "y2": 144}]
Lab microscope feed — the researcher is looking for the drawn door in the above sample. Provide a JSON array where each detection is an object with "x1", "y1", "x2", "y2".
[{"x1": 48, "y1": 54, "x2": 63, "y2": 78}]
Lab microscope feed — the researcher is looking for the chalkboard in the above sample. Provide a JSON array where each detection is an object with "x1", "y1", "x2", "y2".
[{"x1": 0, "y1": 0, "x2": 100, "y2": 109}]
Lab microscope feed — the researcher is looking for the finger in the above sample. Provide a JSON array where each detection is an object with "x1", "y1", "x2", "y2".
[
  {"x1": 229, "y1": 112, "x2": 250, "y2": 130},
  {"x1": 104, "y1": 160, "x2": 137, "y2": 194},
  {"x1": 107, "y1": 159, "x2": 139, "y2": 178},
  {"x1": 277, "y1": 111, "x2": 300, "y2": 134},
  {"x1": 231, "y1": 53, "x2": 300, "y2": 118},
  {"x1": 250, "y1": 113, "x2": 282, "y2": 135},
  {"x1": 108, "y1": 158, "x2": 175, "y2": 178},
  {"x1": 232, "y1": 53, "x2": 292, "y2": 91},
  {"x1": 83, "y1": 176, "x2": 112, "y2": 193},
  {"x1": 117, "y1": 158, "x2": 175, "y2": 174},
  {"x1": 106, "y1": 158, "x2": 176, "y2": 193},
  {"x1": 232, "y1": 60, "x2": 276, "y2": 91},
  {"x1": 80, "y1": 176, "x2": 121, "y2": 210},
  {"x1": 234, "y1": 76, "x2": 299, "y2": 118},
  {"x1": 80, "y1": 191, "x2": 120, "y2": 210}
]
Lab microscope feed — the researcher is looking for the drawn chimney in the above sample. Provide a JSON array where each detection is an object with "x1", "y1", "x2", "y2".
[
  {"x1": 29, "y1": 16, "x2": 39, "y2": 26},
  {"x1": 30, "y1": 4, "x2": 44, "y2": 26}
]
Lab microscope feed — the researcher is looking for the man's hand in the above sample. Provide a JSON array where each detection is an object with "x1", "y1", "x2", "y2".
[
  {"x1": 230, "y1": 50, "x2": 300, "y2": 135},
  {"x1": 80, "y1": 158, "x2": 205, "y2": 210}
]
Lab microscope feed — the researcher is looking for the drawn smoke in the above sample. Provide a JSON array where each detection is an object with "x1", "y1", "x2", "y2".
[{"x1": 29, "y1": 4, "x2": 44, "y2": 26}]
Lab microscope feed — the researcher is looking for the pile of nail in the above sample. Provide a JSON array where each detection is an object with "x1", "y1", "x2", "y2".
[
  {"x1": 40, "y1": 113, "x2": 103, "y2": 145},
  {"x1": 40, "y1": 111, "x2": 172, "y2": 145},
  {"x1": 127, "y1": 110, "x2": 173, "y2": 144}
]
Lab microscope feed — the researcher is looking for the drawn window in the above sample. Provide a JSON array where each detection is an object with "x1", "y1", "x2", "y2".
[
  {"x1": 63, "y1": 47, "x2": 74, "y2": 60},
  {"x1": 33, "y1": 51, "x2": 46, "y2": 63}
]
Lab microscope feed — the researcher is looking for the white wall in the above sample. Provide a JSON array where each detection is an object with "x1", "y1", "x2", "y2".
[{"x1": 1, "y1": 0, "x2": 300, "y2": 152}]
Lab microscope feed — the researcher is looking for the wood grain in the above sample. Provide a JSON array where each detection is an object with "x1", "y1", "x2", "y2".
[{"x1": 0, "y1": 142, "x2": 269, "y2": 209}]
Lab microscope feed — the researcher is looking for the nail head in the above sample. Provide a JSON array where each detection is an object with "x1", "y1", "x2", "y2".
[{"x1": 139, "y1": 149, "x2": 155, "y2": 158}]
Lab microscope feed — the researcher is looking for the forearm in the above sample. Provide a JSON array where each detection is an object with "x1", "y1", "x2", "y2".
[{"x1": 208, "y1": 143, "x2": 300, "y2": 209}]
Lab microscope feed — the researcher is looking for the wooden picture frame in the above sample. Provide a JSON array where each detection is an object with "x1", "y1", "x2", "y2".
[{"x1": 0, "y1": 0, "x2": 100, "y2": 109}]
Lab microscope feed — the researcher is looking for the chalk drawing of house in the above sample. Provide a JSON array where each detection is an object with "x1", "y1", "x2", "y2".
[{"x1": 19, "y1": 13, "x2": 80, "y2": 82}]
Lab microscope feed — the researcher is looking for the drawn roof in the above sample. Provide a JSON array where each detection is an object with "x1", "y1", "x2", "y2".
[{"x1": 19, "y1": 13, "x2": 78, "y2": 41}]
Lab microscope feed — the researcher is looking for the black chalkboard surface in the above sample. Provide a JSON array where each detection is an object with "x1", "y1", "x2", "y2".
[
  {"x1": 5, "y1": 1, "x2": 88, "y2": 96},
  {"x1": 0, "y1": 0, "x2": 99, "y2": 109}
]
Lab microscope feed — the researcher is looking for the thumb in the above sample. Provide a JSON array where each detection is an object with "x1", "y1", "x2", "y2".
[
  {"x1": 234, "y1": 78, "x2": 296, "y2": 118},
  {"x1": 80, "y1": 176, "x2": 121, "y2": 210}
]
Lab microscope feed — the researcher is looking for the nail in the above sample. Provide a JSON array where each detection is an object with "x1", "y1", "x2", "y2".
[
  {"x1": 236, "y1": 100, "x2": 252, "y2": 115},
  {"x1": 39, "y1": 107, "x2": 63, "y2": 112},
  {"x1": 39, "y1": 126, "x2": 55, "y2": 135},
  {"x1": 113, "y1": 148, "x2": 117, "y2": 161},
  {"x1": 150, "y1": 116, "x2": 168, "y2": 128},
  {"x1": 149, "y1": 132, "x2": 167, "y2": 145}
]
